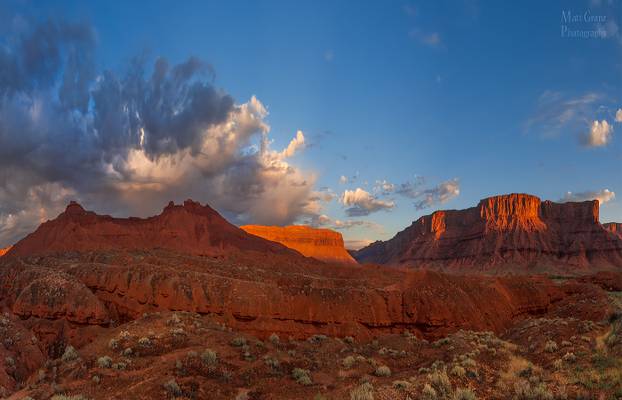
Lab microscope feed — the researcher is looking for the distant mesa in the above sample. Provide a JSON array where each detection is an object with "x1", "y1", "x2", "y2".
[
  {"x1": 353, "y1": 193, "x2": 622, "y2": 271},
  {"x1": 6, "y1": 200, "x2": 299, "y2": 258},
  {"x1": 241, "y1": 225, "x2": 357, "y2": 264},
  {"x1": 604, "y1": 222, "x2": 622, "y2": 239},
  {"x1": 0, "y1": 246, "x2": 11, "y2": 257}
]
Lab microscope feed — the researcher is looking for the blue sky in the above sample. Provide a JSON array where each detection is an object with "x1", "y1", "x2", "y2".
[{"x1": 0, "y1": 0, "x2": 620, "y2": 248}]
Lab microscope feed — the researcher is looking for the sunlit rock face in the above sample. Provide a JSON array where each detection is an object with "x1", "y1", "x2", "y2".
[
  {"x1": 5, "y1": 200, "x2": 297, "y2": 258},
  {"x1": 353, "y1": 193, "x2": 622, "y2": 271},
  {"x1": 604, "y1": 222, "x2": 622, "y2": 239},
  {"x1": 0, "y1": 246, "x2": 10, "y2": 257},
  {"x1": 241, "y1": 225, "x2": 357, "y2": 264}
]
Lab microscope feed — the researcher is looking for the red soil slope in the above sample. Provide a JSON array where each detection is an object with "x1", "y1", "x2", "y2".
[
  {"x1": 241, "y1": 225, "x2": 357, "y2": 264},
  {"x1": 6, "y1": 200, "x2": 297, "y2": 258},
  {"x1": 353, "y1": 193, "x2": 622, "y2": 270}
]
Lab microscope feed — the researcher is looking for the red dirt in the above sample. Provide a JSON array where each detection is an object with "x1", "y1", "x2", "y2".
[
  {"x1": 353, "y1": 193, "x2": 622, "y2": 271},
  {"x1": 240, "y1": 225, "x2": 357, "y2": 264}
]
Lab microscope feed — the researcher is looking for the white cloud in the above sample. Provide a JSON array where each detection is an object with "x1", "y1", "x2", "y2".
[
  {"x1": 526, "y1": 91, "x2": 601, "y2": 138},
  {"x1": 581, "y1": 120, "x2": 613, "y2": 147},
  {"x1": 279, "y1": 130, "x2": 305, "y2": 158},
  {"x1": 339, "y1": 175, "x2": 348, "y2": 184},
  {"x1": 373, "y1": 180, "x2": 395, "y2": 195},
  {"x1": 615, "y1": 108, "x2": 622, "y2": 122},
  {"x1": 341, "y1": 188, "x2": 395, "y2": 216},
  {"x1": 561, "y1": 189, "x2": 615, "y2": 205},
  {"x1": 344, "y1": 239, "x2": 373, "y2": 250}
]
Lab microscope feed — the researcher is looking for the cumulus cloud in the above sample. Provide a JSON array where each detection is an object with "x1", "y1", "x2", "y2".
[
  {"x1": 341, "y1": 188, "x2": 395, "y2": 217},
  {"x1": 615, "y1": 108, "x2": 622, "y2": 122},
  {"x1": 373, "y1": 180, "x2": 395, "y2": 195},
  {"x1": 580, "y1": 120, "x2": 613, "y2": 147},
  {"x1": 560, "y1": 189, "x2": 615, "y2": 205},
  {"x1": 0, "y1": 18, "x2": 321, "y2": 247},
  {"x1": 412, "y1": 179, "x2": 460, "y2": 210}
]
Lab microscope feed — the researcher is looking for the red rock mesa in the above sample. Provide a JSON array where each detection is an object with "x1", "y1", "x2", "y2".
[
  {"x1": 353, "y1": 193, "x2": 622, "y2": 271},
  {"x1": 241, "y1": 225, "x2": 357, "y2": 264},
  {"x1": 6, "y1": 200, "x2": 296, "y2": 258}
]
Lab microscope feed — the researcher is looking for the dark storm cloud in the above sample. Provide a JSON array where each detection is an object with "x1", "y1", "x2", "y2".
[{"x1": 0, "y1": 18, "x2": 318, "y2": 247}]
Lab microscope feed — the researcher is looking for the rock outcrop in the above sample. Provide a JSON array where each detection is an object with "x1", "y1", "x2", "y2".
[
  {"x1": 6, "y1": 200, "x2": 297, "y2": 258},
  {"x1": 604, "y1": 222, "x2": 622, "y2": 239},
  {"x1": 241, "y1": 225, "x2": 357, "y2": 264},
  {"x1": 353, "y1": 193, "x2": 622, "y2": 270}
]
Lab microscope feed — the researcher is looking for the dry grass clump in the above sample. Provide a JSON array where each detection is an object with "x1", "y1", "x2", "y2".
[
  {"x1": 292, "y1": 368, "x2": 313, "y2": 385},
  {"x1": 269, "y1": 333, "x2": 280, "y2": 344},
  {"x1": 374, "y1": 365, "x2": 391, "y2": 377},
  {"x1": 163, "y1": 378, "x2": 182, "y2": 396},
  {"x1": 97, "y1": 356, "x2": 112, "y2": 368},
  {"x1": 201, "y1": 349, "x2": 218, "y2": 365},
  {"x1": 544, "y1": 340, "x2": 558, "y2": 353},
  {"x1": 343, "y1": 355, "x2": 356, "y2": 369},
  {"x1": 61, "y1": 346, "x2": 79, "y2": 362},
  {"x1": 350, "y1": 382, "x2": 374, "y2": 400},
  {"x1": 453, "y1": 388, "x2": 477, "y2": 400},
  {"x1": 427, "y1": 369, "x2": 452, "y2": 397}
]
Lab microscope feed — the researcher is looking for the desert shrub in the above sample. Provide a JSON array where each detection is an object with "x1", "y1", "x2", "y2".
[
  {"x1": 230, "y1": 337, "x2": 247, "y2": 347},
  {"x1": 263, "y1": 355, "x2": 280, "y2": 369},
  {"x1": 308, "y1": 334, "x2": 328, "y2": 344},
  {"x1": 350, "y1": 382, "x2": 374, "y2": 400},
  {"x1": 434, "y1": 337, "x2": 452, "y2": 347},
  {"x1": 454, "y1": 388, "x2": 477, "y2": 400},
  {"x1": 344, "y1": 336, "x2": 355, "y2": 344},
  {"x1": 292, "y1": 368, "x2": 313, "y2": 385},
  {"x1": 393, "y1": 380, "x2": 410, "y2": 390},
  {"x1": 562, "y1": 352, "x2": 576, "y2": 363},
  {"x1": 97, "y1": 356, "x2": 112, "y2": 368},
  {"x1": 269, "y1": 333, "x2": 280, "y2": 344},
  {"x1": 513, "y1": 381, "x2": 553, "y2": 400},
  {"x1": 560, "y1": 340, "x2": 571, "y2": 347},
  {"x1": 374, "y1": 365, "x2": 391, "y2": 377},
  {"x1": 61, "y1": 346, "x2": 79, "y2": 362},
  {"x1": 108, "y1": 339, "x2": 119, "y2": 350},
  {"x1": 4, "y1": 356, "x2": 14, "y2": 367},
  {"x1": 138, "y1": 337, "x2": 152, "y2": 347},
  {"x1": 552, "y1": 359, "x2": 563, "y2": 370},
  {"x1": 122, "y1": 347, "x2": 133, "y2": 356},
  {"x1": 50, "y1": 396, "x2": 90, "y2": 400},
  {"x1": 450, "y1": 365, "x2": 466, "y2": 377},
  {"x1": 163, "y1": 378, "x2": 182, "y2": 397},
  {"x1": 461, "y1": 357, "x2": 477, "y2": 368},
  {"x1": 201, "y1": 349, "x2": 218, "y2": 365},
  {"x1": 428, "y1": 369, "x2": 452, "y2": 397},
  {"x1": 421, "y1": 383, "x2": 438, "y2": 400},
  {"x1": 112, "y1": 362, "x2": 127, "y2": 370},
  {"x1": 91, "y1": 375, "x2": 100, "y2": 384},
  {"x1": 118, "y1": 330, "x2": 131, "y2": 339},
  {"x1": 343, "y1": 355, "x2": 356, "y2": 369},
  {"x1": 544, "y1": 340, "x2": 558, "y2": 353}
]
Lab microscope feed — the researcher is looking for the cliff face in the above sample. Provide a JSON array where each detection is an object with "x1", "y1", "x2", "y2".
[
  {"x1": 604, "y1": 222, "x2": 622, "y2": 239},
  {"x1": 241, "y1": 225, "x2": 357, "y2": 264},
  {"x1": 0, "y1": 251, "x2": 612, "y2": 341},
  {"x1": 0, "y1": 246, "x2": 10, "y2": 257},
  {"x1": 354, "y1": 193, "x2": 622, "y2": 270},
  {"x1": 6, "y1": 200, "x2": 296, "y2": 258}
]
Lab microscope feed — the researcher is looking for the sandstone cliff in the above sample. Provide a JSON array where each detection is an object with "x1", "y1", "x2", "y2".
[
  {"x1": 604, "y1": 222, "x2": 622, "y2": 239},
  {"x1": 0, "y1": 246, "x2": 10, "y2": 257},
  {"x1": 241, "y1": 225, "x2": 357, "y2": 264},
  {"x1": 353, "y1": 193, "x2": 622, "y2": 270},
  {"x1": 6, "y1": 200, "x2": 297, "y2": 258}
]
